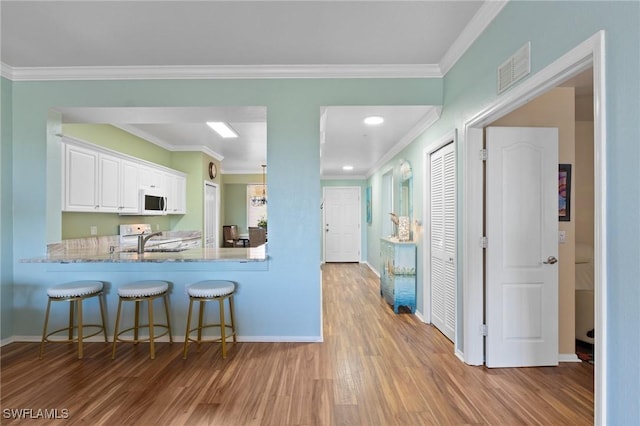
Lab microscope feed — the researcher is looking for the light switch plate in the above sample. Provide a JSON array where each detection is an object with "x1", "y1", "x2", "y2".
[
  {"x1": 559, "y1": 230, "x2": 566, "y2": 243},
  {"x1": 90, "y1": 226, "x2": 97, "y2": 236}
]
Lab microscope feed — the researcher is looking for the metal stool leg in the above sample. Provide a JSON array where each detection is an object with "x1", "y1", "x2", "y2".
[
  {"x1": 163, "y1": 293, "x2": 173, "y2": 343},
  {"x1": 68, "y1": 301, "x2": 75, "y2": 341},
  {"x1": 40, "y1": 298, "x2": 53, "y2": 359},
  {"x1": 134, "y1": 300, "x2": 140, "y2": 344},
  {"x1": 219, "y1": 297, "x2": 227, "y2": 358},
  {"x1": 77, "y1": 297, "x2": 84, "y2": 359},
  {"x1": 112, "y1": 298, "x2": 123, "y2": 359},
  {"x1": 99, "y1": 293, "x2": 108, "y2": 342},
  {"x1": 228, "y1": 294, "x2": 237, "y2": 343},
  {"x1": 148, "y1": 297, "x2": 156, "y2": 359},
  {"x1": 197, "y1": 300, "x2": 205, "y2": 349},
  {"x1": 183, "y1": 298, "x2": 194, "y2": 359}
]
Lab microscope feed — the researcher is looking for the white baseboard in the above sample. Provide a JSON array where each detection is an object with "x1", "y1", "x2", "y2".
[
  {"x1": 559, "y1": 353, "x2": 582, "y2": 363},
  {"x1": 363, "y1": 261, "x2": 380, "y2": 277},
  {"x1": 1, "y1": 336, "x2": 15, "y2": 347}
]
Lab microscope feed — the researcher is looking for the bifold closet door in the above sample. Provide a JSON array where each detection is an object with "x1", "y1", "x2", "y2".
[{"x1": 430, "y1": 142, "x2": 456, "y2": 342}]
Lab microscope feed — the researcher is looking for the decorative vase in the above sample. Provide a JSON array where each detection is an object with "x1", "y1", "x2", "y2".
[{"x1": 398, "y1": 216, "x2": 410, "y2": 241}]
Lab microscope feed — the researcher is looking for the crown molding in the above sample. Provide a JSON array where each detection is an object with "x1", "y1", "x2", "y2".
[
  {"x1": 366, "y1": 106, "x2": 442, "y2": 178},
  {"x1": 3, "y1": 63, "x2": 442, "y2": 81},
  {"x1": 1, "y1": 63, "x2": 13, "y2": 80},
  {"x1": 321, "y1": 174, "x2": 367, "y2": 180},
  {"x1": 113, "y1": 124, "x2": 225, "y2": 161},
  {"x1": 222, "y1": 169, "x2": 266, "y2": 175},
  {"x1": 439, "y1": 0, "x2": 509, "y2": 75}
]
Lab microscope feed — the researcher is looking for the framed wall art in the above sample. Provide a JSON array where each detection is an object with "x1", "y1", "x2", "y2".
[{"x1": 559, "y1": 163, "x2": 572, "y2": 221}]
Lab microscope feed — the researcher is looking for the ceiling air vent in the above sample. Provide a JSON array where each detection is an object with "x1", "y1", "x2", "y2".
[{"x1": 497, "y1": 42, "x2": 531, "y2": 94}]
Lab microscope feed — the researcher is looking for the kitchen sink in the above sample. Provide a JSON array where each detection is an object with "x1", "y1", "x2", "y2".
[
  {"x1": 120, "y1": 246, "x2": 189, "y2": 253},
  {"x1": 143, "y1": 247, "x2": 189, "y2": 252}
]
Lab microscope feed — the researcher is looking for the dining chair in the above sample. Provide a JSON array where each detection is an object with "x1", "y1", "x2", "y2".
[
  {"x1": 222, "y1": 225, "x2": 241, "y2": 247},
  {"x1": 248, "y1": 227, "x2": 266, "y2": 247}
]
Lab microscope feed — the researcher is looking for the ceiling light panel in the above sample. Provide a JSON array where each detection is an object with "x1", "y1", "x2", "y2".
[
  {"x1": 364, "y1": 116, "x2": 384, "y2": 125},
  {"x1": 207, "y1": 121, "x2": 239, "y2": 138}
]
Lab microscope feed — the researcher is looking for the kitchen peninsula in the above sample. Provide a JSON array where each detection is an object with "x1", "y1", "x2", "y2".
[
  {"x1": 21, "y1": 227, "x2": 267, "y2": 265},
  {"x1": 22, "y1": 246, "x2": 267, "y2": 264}
]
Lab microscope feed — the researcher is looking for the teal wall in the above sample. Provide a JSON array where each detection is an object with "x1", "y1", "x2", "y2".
[
  {"x1": 1, "y1": 77, "x2": 14, "y2": 341},
  {"x1": 3, "y1": 1, "x2": 639, "y2": 422}
]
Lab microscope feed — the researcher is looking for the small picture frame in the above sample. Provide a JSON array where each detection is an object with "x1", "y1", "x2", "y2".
[{"x1": 559, "y1": 164, "x2": 571, "y2": 221}]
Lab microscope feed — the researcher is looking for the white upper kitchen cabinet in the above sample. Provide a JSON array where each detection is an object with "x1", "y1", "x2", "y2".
[
  {"x1": 139, "y1": 165, "x2": 166, "y2": 190},
  {"x1": 166, "y1": 172, "x2": 186, "y2": 214},
  {"x1": 62, "y1": 137, "x2": 186, "y2": 215},
  {"x1": 119, "y1": 159, "x2": 140, "y2": 213},
  {"x1": 64, "y1": 143, "x2": 99, "y2": 212},
  {"x1": 63, "y1": 141, "x2": 139, "y2": 213},
  {"x1": 98, "y1": 153, "x2": 121, "y2": 212}
]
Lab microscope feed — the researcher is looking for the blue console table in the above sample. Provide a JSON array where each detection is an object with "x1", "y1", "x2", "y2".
[{"x1": 380, "y1": 238, "x2": 416, "y2": 313}]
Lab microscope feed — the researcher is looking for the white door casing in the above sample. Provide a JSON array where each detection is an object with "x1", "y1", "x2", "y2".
[
  {"x1": 429, "y1": 142, "x2": 456, "y2": 341},
  {"x1": 323, "y1": 187, "x2": 361, "y2": 262},
  {"x1": 204, "y1": 182, "x2": 219, "y2": 248},
  {"x1": 485, "y1": 126, "x2": 559, "y2": 368}
]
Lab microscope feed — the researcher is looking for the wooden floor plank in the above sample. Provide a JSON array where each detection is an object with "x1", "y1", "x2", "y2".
[{"x1": 0, "y1": 262, "x2": 594, "y2": 425}]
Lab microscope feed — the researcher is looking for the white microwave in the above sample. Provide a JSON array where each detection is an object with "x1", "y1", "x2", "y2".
[{"x1": 139, "y1": 186, "x2": 167, "y2": 215}]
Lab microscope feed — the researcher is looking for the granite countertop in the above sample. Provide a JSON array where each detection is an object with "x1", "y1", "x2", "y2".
[
  {"x1": 21, "y1": 231, "x2": 267, "y2": 263},
  {"x1": 21, "y1": 245, "x2": 267, "y2": 263}
]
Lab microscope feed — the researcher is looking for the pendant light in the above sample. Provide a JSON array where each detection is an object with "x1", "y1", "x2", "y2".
[{"x1": 250, "y1": 164, "x2": 267, "y2": 207}]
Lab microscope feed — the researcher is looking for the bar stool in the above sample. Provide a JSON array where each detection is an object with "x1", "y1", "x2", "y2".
[
  {"x1": 112, "y1": 280, "x2": 173, "y2": 359},
  {"x1": 40, "y1": 280, "x2": 108, "y2": 359},
  {"x1": 183, "y1": 280, "x2": 237, "y2": 359}
]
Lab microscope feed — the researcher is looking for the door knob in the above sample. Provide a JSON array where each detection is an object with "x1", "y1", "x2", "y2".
[{"x1": 543, "y1": 256, "x2": 558, "y2": 264}]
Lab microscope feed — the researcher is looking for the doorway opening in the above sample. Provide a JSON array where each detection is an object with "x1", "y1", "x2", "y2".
[
  {"x1": 204, "y1": 181, "x2": 219, "y2": 248},
  {"x1": 462, "y1": 31, "x2": 606, "y2": 421},
  {"x1": 322, "y1": 186, "x2": 361, "y2": 263}
]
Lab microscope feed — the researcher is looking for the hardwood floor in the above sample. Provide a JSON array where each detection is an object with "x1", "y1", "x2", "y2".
[{"x1": 1, "y1": 263, "x2": 593, "y2": 425}]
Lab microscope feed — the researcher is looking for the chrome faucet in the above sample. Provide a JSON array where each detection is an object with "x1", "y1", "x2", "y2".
[{"x1": 137, "y1": 231, "x2": 162, "y2": 254}]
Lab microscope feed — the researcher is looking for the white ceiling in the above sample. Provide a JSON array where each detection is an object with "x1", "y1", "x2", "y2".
[{"x1": 1, "y1": 1, "x2": 504, "y2": 177}]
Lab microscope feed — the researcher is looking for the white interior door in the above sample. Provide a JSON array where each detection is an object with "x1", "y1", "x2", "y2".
[
  {"x1": 430, "y1": 142, "x2": 456, "y2": 341},
  {"x1": 324, "y1": 187, "x2": 360, "y2": 262},
  {"x1": 486, "y1": 126, "x2": 559, "y2": 368},
  {"x1": 204, "y1": 182, "x2": 219, "y2": 248}
]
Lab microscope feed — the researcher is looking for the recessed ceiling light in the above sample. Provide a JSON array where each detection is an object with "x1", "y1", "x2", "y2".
[
  {"x1": 364, "y1": 116, "x2": 384, "y2": 125},
  {"x1": 342, "y1": 165, "x2": 354, "y2": 171},
  {"x1": 206, "y1": 121, "x2": 239, "y2": 138}
]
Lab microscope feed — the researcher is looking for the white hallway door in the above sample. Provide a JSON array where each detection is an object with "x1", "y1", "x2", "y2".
[
  {"x1": 324, "y1": 187, "x2": 360, "y2": 262},
  {"x1": 204, "y1": 182, "x2": 219, "y2": 248},
  {"x1": 486, "y1": 126, "x2": 559, "y2": 368},
  {"x1": 429, "y1": 142, "x2": 456, "y2": 341}
]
